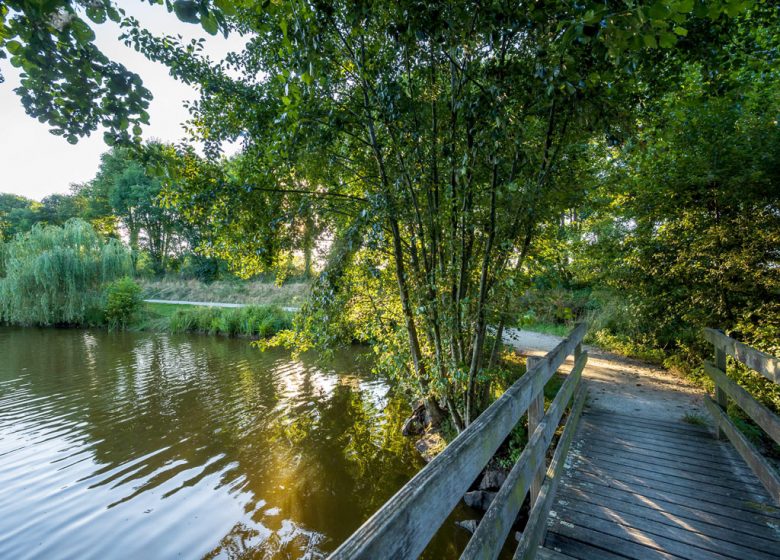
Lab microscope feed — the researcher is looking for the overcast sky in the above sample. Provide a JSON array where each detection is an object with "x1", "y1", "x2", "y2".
[{"x1": 0, "y1": 4, "x2": 247, "y2": 201}]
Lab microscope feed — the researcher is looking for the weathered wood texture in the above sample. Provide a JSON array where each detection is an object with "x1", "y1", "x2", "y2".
[
  {"x1": 461, "y1": 352, "x2": 587, "y2": 560},
  {"x1": 702, "y1": 329, "x2": 780, "y2": 502},
  {"x1": 540, "y1": 411, "x2": 780, "y2": 560},
  {"x1": 514, "y1": 385, "x2": 587, "y2": 560},
  {"x1": 328, "y1": 322, "x2": 588, "y2": 560},
  {"x1": 703, "y1": 328, "x2": 779, "y2": 384},
  {"x1": 704, "y1": 361, "x2": 780, "y2": 444},
  {"x1": 705, "y1": 396, "x2": 780, "y2": 503}
]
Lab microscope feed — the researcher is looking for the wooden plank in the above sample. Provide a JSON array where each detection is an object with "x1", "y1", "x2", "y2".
[
  {"x1": 544, "y1": 532, "x2": 638, "y2": 560},
  {"x1": 551, "y1": 506, "x2": 740, "y2": 560},
  {"x1": 579, "y1": 421, "x2": 740, "y2": 456},
  {"x1": 704, "y1": 328, "x2": 780, "y2": 385},
  {"x1": 329, "y1": 323, "x2": 587, "y2": 560},
  {"x1": 704, "y1": 395, "x2": 780, "y2": 504},
  {"x1": 580, "y1": 447, "x2": 767, "y2": 493},
  {"x1": 704, "y1": 361, "x2": 780, "y2": 445},
  {"x1": 583, "y1": 414, "x2": 717, "y2": 442},
  {"x1": 558, "y1": 486, "x2": 780, "y2": 555},
  {"x1": 569, "y1": 460, "x2": 780, "y2": 516},
  {"x1": 527, "y1": 356, "x2": 545, "y2": 507},
  {"x1": 460, "y1": 352, "x2": 587, "y2": 560},
  {"x1": 535, "y1": 548, "x2": 579, "y2": 560},
  {"x1": 574, "y1": 453, "x2": 775, "y2": 507},
  {"x1": 715, "y1": 345, "x2": 729, "y2": 440},
  {"x1": 561, "y1": 472, "x2": 780, "y2": 537},
  {"x1": 514, "y1": 384, "x2": 587, "y2": 560},
  {"x1": 546, "y1": 519, "x2": 682, "y2": 560},
  {"x1": 585, "y1": 410, "x2": 714, "y2": 437},
  {"x1": 556, "y1": 497, "x2": 780, "y2": 560},
  {"x1": 577, "y1": 430, "x2": 756, "y2": 476}
]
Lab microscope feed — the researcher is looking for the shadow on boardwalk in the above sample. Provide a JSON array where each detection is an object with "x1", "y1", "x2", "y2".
[{"x1": 503, "y1": 328, "x2": 780, "y2": 560}]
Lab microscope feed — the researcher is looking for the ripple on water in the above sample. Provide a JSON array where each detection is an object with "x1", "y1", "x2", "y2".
[{"x1": 0, "y1": 328, "x2": 467, "y2": 560}]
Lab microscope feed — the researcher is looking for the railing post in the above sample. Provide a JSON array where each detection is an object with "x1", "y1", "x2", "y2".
[
  {"x1": 715, "y1": 344, "x2": 728, "y2": 440},
  {"x1": 526, "y1": 356, "x2": 545, "y2": 507}
]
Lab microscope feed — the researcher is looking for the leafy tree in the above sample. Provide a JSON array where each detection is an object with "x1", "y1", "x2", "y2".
[
  {"x1": 148, "y1": 1, "x2": 758, "y2": 428},
  {"x1": 37, "y1": 192, "x2": 87, "y2": 225},
  {"x1": 0, "y1": 193, "x2": 39, "y2": 240},
  {"x1": 0, "y1": 219, "x2": 132, "y2": 325},
  {"x1": 92, "y1": 145, "x2": 182, "y2": 273},
  {"x1": 3, "y1": 0, "x2": 763, "y2": 429}
]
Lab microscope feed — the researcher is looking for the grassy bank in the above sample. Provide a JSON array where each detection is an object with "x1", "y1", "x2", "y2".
[
  {"x1": 138, "y1": 302, "x2": 293, "y2": 338},
  {"x1": 140, "y1": 278, "x2": 310, "y2": 308}
]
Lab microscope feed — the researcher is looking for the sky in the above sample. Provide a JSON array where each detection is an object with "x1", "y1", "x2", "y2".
[{"x1": 0, "y1": 4, "x2": 247, "y2": 201}]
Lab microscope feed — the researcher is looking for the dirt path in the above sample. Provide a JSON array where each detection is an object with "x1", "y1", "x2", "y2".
[{"x1": 502, "y1": 328, "x2": 709, "y2": 424}]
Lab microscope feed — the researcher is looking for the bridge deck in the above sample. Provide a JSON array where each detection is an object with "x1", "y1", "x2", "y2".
[{"x1": 540, "y1": 409, "x2": 780, "y2": 560}]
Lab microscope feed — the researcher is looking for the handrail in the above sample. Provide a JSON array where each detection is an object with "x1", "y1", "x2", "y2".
[
  {"x1": 329, "y1": 322, "x2": 588, "y2": 560},
  {"x1": 461, "y1": 350, "x2": 587, "y2": 559},
  {"x1": 702, "y1": 329, "x2": 780, "y2": 503},
  {"x1": 703, "y1": 328, "x2": 779, "y2": 384}
]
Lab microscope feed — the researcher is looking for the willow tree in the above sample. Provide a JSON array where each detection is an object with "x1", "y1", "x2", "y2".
[{"x1": 0, "y1": 219, "x2": 132, "y2": 325}]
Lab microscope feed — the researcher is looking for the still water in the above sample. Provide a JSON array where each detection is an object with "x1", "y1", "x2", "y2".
[{"x1": 0, "y1": 328, "x2": 470, "y2": 559}]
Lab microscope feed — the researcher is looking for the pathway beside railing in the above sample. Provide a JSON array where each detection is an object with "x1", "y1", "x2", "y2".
[{"x1": 329, "y1": 325, "x2": 780, "y2": 559}]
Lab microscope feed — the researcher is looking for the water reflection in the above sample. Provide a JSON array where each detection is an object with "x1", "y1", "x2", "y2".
[{"x1": 0, "y1": 328, "x2": 468, "y2": 559}]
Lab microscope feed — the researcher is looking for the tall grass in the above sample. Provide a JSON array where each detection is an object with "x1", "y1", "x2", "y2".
[{"x1": 165, "y1": 305, "x2": 293, "y2": 338}]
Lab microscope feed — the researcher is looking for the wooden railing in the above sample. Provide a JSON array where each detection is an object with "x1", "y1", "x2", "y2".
[
  {"x1": 329, "y1": 323, "x2": 588, "y2": 560},
  {"x1": 702, "y1": 328, "x2": 780, "y2": 503}
]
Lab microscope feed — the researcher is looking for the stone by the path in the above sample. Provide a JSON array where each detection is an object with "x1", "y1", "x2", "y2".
[
  {"x1": 479, "y1": 469, "x2": 507, "y2": 490},
  {"x1": 455, "y1": 519, "x2": 479, "y2": 534},
  {"x1": 463, "y1": 490, "x2": 497, "y2": 511}
]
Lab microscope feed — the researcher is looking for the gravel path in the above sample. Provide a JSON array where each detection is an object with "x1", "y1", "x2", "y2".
[{"x1": 502, "y1": 328, "x2": 709, "y2": 424}]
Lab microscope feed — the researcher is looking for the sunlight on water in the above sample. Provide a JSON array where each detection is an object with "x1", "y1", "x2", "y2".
[{"x1": 0, "y1": 328, "x2": 468, "y2": 559}]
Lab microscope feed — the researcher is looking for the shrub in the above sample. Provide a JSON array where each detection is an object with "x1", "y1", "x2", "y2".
[{"x1": 104, "y1": 277, "x2": 142, "y2": 330}]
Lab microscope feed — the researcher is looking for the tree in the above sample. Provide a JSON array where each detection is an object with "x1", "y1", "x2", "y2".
[
  {"x1": 0, "y1": 193, "x2": 39, "y2": 240},
  {"x1": 0, "y1": 219, "x2": 132, "y2": 325},
  {"x1": 92, "y1": 145, "x2": 182, "y2": 273},
  {"x1": 578, "y1": 7, "x2": 780, "y2": 361},
  {"x1": 3, "y1": 1, "x2": 761, "y2": 429},
  {"x1": 146, "y1": 1, "x2": 758, "y2": 428}
]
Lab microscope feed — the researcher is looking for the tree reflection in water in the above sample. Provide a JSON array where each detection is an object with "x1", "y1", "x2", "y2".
[{"x1": 0, "y1": 328, "x2": 468, "y2": 559}]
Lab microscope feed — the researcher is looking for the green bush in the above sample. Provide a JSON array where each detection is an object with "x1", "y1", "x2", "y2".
[{"x1": 104, "y1": 277, "x2": 142, "y2": 330}]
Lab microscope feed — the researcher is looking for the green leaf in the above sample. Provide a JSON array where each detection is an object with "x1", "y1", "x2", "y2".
[
  {"x1": 86, "y1": 7, "x2": 106, "y2": 24},
  {"x1": 5, "y1": 39, "x2": 21, "y2": 54},
  {"x1": 71, "y1": 20, "x2": 96, "y2": 44},
  {"x1": 659, "y1": 31, "x2": 677, "y2": 48},
  {"x1": 214, "y1": 0, "x2": 237, "y2": 15},
  {"x1": 173, "y1": 1, "x2": 200, "y2": 24},
  {"x1": 643, "y1": 34, "x2": 658, "y2": 49},
  {"x1": 201, "y1": 13, "x2": 218, "y2": 35},
  {"x1": 673, "y1": 26, "x2": 688, "y2": 36},
  {"x1": 676, "y1": 0, "x2": 694, "y2": 13}
]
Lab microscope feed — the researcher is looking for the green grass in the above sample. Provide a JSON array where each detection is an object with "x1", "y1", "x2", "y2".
[
  {"x1": 682, "y1": 412, "x2": 708, "y2": 426},
  {"x1": 137, "y1": 302, "x2": 293, "y2": 338},
  {"x1": 518, "y1": 320, "x2": 571, "y2": 338}
]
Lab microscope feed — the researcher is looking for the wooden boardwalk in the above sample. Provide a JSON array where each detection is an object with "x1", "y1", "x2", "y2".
[
  {"x1": 541, "y1": 409, "x2": 780, "y2": 560},
  {"x1": 330, "y1": 326, "x2": 780, "y2": 560}
]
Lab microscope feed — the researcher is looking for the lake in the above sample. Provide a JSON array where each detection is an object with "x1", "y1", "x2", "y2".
[{"x1": 0, "y1": 328, "x2": 471, "y2": 559}]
